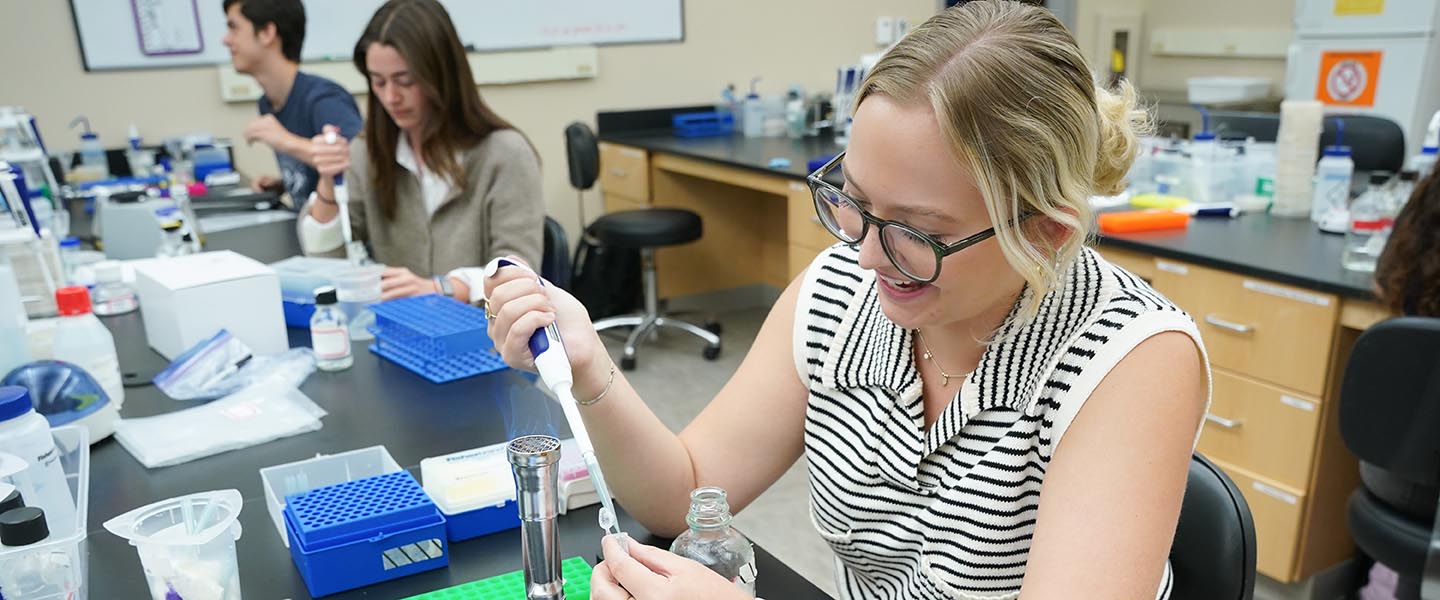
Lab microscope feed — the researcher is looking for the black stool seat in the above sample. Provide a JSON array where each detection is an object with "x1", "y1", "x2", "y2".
[
  {"x1": 1349, "y1": 489, "x2": 1432, "y2": 575},
  {"x1": 587, "y1": 208, "x2": 702, "y2": 248}
]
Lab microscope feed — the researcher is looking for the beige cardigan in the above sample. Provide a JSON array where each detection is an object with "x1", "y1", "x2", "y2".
[{"x1": 300, "y1": 129, "x2": 544, "y2": 277}]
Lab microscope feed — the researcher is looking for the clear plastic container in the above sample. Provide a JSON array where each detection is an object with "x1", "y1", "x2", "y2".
[
  {"x1": 0, "y1": 425, "x2": 89, "y2": 600},
  {"x1": 102, "y1": 489, "x2": 243, "y2": 600},
  {"x1": 0, "y1": 255, "x2": 31, "y2": 377},
  {"x1": 669, "y1": 487, "x2": 757, "y2": 593},
  {"x1": 1312, "y1": 145, "x2": 1354, "y2": 229},
  {"x1": 78, "y1": 133, "x2": 109, "y2": 180},
  {"x1": 90, "y1": 261, "x2": 138, "y2": 316},
  {"x1": 0, "y1": 387, "x2": 77, "y2": 538},
  {"x1": 333, "y1": 265, "x2": 383, "y2": 342},
  {"x1": 258, "y1": 445, "x2": 401, "y2": 548}
]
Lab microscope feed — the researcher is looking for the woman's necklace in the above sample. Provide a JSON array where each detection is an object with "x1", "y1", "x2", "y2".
[{"x1": 915, "y1": 329, "x2": 958, "y2": 386}]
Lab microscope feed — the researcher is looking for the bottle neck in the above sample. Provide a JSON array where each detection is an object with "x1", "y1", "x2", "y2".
[{"x1": 685, "y1": 487, "x2": 734, "y2": 531}]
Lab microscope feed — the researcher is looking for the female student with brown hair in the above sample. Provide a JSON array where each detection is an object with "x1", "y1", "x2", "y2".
[{"x1": 303, "y1": 0, "x2": 543, "y2": 303}]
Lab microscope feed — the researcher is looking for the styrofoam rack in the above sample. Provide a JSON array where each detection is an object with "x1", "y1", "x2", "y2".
[{"x1": 401, "y1": 556, "x2": 594, "y2": 600}]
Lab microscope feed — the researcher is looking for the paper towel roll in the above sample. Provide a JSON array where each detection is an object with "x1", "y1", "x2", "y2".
[{"x1": 1273, "y1": 100, "x2": 1324, "y2": 218}]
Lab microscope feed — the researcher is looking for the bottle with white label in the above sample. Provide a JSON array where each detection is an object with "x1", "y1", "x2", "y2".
[
  {"x1": 1312, "y1": 145, "x2": 1354, "y2": 232},
  {"x1": 310, "y1": 286, "x2": 352, "y2": 372},
  {"x1": 0, "y1": 387, "x2": 76, "y2": 538}
]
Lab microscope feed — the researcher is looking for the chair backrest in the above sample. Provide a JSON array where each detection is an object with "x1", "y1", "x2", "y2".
[
  {"x1": 1212, "y1": 111, "x2": 1280, "y2": 142},
  {"x1": 1319, "y1": 115, "x2": 1406, "y2": 174},
  {"x1": 1169, "y1": 453, "x2": 1257, "y2": 600},
  {"x1": 565, "y1": 121, "x2": 600, "y2": 192},
  {"x1": 541, "y1": 215, "x2": 572, "y2": 289},
  {"x1": 1340, "y1": 317, "x2": 1440, "y2": 487}
]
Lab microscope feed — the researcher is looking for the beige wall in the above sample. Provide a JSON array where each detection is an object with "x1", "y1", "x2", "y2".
[
  {"x1": 1076, "y1": 0, "x2": 1293, "y2": 95},
  {"x1": 0, "y1": 0, "x2": 933, "y2": 240},
  {"x1": 1137, "y1": 0, "x2": 1291, "y2": 94}
]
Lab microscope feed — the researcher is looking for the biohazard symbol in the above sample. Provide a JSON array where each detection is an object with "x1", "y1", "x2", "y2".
[
  {"x1": 1316, "y1": 51, "x2": 1381, "y2": 107},
  {"x1": 1326, "y1": 60, "x2": 1367, "y2": 103}
]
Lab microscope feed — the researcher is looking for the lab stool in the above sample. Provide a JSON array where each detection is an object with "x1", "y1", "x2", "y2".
[{"x1": 586, "y1": 208, "x2": 721, "y2": 370}]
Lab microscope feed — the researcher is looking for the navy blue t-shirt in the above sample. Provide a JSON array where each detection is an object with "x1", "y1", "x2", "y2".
[{"x1": 258, "y1": 71, "x2": 363, "y2": 206}]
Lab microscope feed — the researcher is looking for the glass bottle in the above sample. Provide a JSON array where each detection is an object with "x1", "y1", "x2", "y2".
[
  {"x1": 669, "y1": 487, "x2": 757, "y2": 594},
  {"x1": 1343, "y1": 172, "x2": 1394, "y2": 273},
  {"x1": 310, "y1": 286, "x2": 352, "y2": 372},
  {"x1": 90, "y1": 260, "x2": 138, "y2": 316}
]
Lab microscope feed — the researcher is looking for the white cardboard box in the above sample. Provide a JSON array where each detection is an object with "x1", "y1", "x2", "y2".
[{"x1": 132, "y1": 251, "x2": 287, "y2": 360}]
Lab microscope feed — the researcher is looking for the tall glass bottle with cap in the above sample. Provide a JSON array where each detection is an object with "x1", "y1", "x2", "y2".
[
  {"x1": 311, "y1": 286, "x2": 352, "y2": 372},
  {"x1": 669, "y1": 486, "x2": 757, "y2": 593}
]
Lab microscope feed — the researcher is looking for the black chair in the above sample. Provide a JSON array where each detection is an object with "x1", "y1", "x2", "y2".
[
  {"x1": 1212, "y1": 111, "x2": 1281, "y2": 143},
  {"x1": 1320, "y1": 115, "x2": 1406, "y2": 175},
  {"x1": 1169, "y1": 453, "x2": 1258, "y2": 600},
  {"x1": 1339, "y1": 317, "x2": 1440, "y2": 600},
  {"x1": 541, "y1": 215, "x2": 571, "y2": 289},
  {"x1": 563, "y1": 121, "x2": 721, "y2": 370}
]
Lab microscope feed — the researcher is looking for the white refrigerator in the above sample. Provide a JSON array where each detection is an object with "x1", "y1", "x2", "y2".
[{"x1": 1287, "y1": 0, "x2": 1440, "y2": 157}]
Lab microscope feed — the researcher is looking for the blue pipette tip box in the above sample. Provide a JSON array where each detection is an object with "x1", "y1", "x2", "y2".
[
  {"x1": 368, "y1": 294, "x2": 508, "y2": 383},
  {"x1": 283, "y1": 471, "x2": 449, "y2": 597}
]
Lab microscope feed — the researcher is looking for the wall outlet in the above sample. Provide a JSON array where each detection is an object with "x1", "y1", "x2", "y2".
[
  {"x1": 894, "y1": 17, "x2": 911, "y2": 41},
  {"x1": 876, "y1": 16, "x2": 896, "y2": 46}
]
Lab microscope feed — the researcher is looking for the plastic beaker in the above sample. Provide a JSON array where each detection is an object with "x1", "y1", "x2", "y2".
[
  {"x1": 103, "y1": 489, "x2": 244, "y2": 600},
  {"x1": 332, "y1": 265, "x2": 383, "y2": 342}
]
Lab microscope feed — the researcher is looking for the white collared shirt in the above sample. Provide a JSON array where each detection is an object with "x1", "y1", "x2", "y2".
[{"x1": 299, "y1": 135, "x2": 487, "y2": 303}]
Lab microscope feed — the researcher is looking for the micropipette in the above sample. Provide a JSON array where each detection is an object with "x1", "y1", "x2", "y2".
[
  {"x1": 484, "y1": 258, "x2": 626, "y2": 543},
  {"x1": 323, "y1": 131, "x2": 368, "y2": 265}
]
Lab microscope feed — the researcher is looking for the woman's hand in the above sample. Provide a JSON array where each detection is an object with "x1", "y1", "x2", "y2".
[
  {"x1": 481, "y1": 257, "x2": 609, "y2": 393},
  {"x1": 380, "y1": 267, "x2": 436, "y2": 300},
  {"x1": 591, "y1": 535, "x2": 754, "y2": 600},
  {"x1": 309, "y1": 124, "x2": 350, "y2": 208}
]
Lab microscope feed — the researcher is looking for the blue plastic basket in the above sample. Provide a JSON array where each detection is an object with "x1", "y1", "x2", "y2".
[
  {"x1": 370, "y1": 337, "x2": 507, "y2": 384},
  {"x1": 369, "y1": 295, "x2": 492, "y2": 356},
  {"x1": 672, "y1": 111, "x2": 735, "y2": 138},
  {"x1": 367, "y1": 295, "x2": 508, "y2": 383},
  {"x1": 284, "y1": 472, "x2": 449, "y2": 597}
]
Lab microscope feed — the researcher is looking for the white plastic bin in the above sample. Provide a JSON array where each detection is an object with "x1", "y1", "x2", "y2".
[
  {"x1": 0, "y1": 426, "x2": 89, "y2": 600},
  {"x1": 1187, "y1": 77, "x2": 1272, "y2": 105},
  {"x1": 258, "y1": 446, "x2": 400, "y2": 547}
]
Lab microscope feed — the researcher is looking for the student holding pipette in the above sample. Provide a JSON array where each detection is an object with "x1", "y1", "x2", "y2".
[
  {"x1": 486, "y1": 2, "x2": 1210, "y2": 599},
  {"x1": 301, "y1": 0, "x2": 543, "y2": 304}
]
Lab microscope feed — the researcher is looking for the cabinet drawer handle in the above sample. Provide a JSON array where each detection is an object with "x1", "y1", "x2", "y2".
[
  {"x1": 1205, "y1": 414, "x2": 1243, "y2": 429},
  {"x1": 1204, "y1": 314, "x2": 1254, "y2": 334},
  {"x1": 609, "y1": 168, "x2": 628, "y2": 178}
]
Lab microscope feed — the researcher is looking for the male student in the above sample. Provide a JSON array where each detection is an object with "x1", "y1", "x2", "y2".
[{"x1": 222, "y1": 0, "x2": 362, "y2": 207}]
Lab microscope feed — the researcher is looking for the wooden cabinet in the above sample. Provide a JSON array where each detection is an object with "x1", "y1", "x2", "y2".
[
  {"x1": 1104, "y1": 248, "x2": 1361, "y2": 583},
  {"x1": 1218, "y1": 461, "x2": 1308, "y2": 579},
  {"x1": 1199, "y1": 371, "x2": 1323, "y2": 490},
  {"x1": 598, "y1": 142, "x2": 650, "y2": 212},
  {"x1": 786, "y1": 181, "x2": 834, "y2": 279},
  {"x1": 1151, "y1": 259, "x2": 1338, "y2": 397}
]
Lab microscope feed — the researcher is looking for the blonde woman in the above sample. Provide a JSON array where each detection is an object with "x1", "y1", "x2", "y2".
[{"x1": 484, "y1": 2, "x2": 1208, "y2": 598}]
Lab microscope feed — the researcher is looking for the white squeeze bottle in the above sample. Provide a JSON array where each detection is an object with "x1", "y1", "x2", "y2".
[
  {"x1": 51, "y1": 286, "x2": 125, "y2": 410},
  {"x1": 0, "y1": 387, "x2": 76, "y2": 537}
]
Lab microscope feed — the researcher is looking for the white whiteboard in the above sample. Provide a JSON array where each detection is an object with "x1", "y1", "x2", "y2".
[{"x1": 71, "y1": 0, "x2": 684, "y2": 71}]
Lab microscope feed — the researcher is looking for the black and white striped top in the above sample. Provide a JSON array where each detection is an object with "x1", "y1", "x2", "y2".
[{"x1": 792, "y1": 244, "x2": 1207, "y2": 599}]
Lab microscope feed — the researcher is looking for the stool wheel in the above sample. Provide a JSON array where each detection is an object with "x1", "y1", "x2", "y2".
[
  {"x1": 703, "y1": 345, "x2": 721, "y2": 361},
  {"x1": 703, "y1": 320, "x2": 722, "y2": 336},
  {"x1": 620, "y1": 355, "x2": 638, "y2": 371}
]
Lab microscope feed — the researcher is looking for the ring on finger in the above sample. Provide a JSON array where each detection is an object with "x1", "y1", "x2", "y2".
[{"x1": 484, "y1": 300, "x2": 497, "y2": 320}]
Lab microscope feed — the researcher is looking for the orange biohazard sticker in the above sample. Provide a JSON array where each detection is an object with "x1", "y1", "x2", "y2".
[{"x1": 1316, "y1": 51, "x2": 1382, "y2": 107}]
